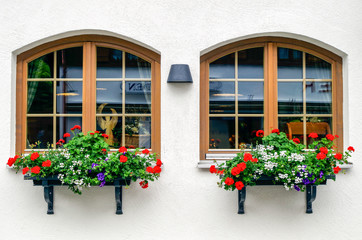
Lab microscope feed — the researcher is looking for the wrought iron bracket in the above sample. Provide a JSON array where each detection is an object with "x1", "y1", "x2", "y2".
[{"x1": 306, "y1": 185, "x2": 317, "y2": 214}]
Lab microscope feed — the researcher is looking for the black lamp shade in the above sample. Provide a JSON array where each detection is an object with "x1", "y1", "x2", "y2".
[{"x1": 167, "y1": 64, "x2": 193, "y2": 83}]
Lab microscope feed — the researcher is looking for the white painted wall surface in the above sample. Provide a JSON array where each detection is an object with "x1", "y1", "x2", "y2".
[{"x1": 1, "y1": 0, "x2": 362, "y2": 239}]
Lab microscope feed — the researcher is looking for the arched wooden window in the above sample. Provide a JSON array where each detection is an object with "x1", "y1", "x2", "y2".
[
  {"x1": 16, "y1": 35, "x2": 160, "y2": 154},
  {"x1": 200, "y1": 37, "x2": 343, "y2": 159}
]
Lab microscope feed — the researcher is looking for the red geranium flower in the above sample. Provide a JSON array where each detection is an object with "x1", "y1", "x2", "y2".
[
  {"x1": 256, "y1": 130, "x2": 264, "y2": 137},
  {"x1": 316, "y1": 152, "x2": 326, "y2": 160},
  {"x1": 217, "y1": 169, "x2": 225, "y2": 175},
  {"x1": 139, "y1": 181, "x2": 148, "y2": 189},
  {"x1": 237, "y1": 162, "x2": 246, "y2": 172},
  {"x1": 120, "y1": 155, "x2": 128, "y2": 163},
  {"x1": 308, "y1": 133, "x2": 318, "y2": 138},
  {"x1": 30, "y1": 152, "x2": 39, "y2": 161},
  {"x1": 293, "y1": 138, "x2": 300, "y2": 144},
  {"x1": 224, "y1": 177, "x2": 234, "y2": 186},
  {"x1": 22, "y1": 167, "x2": 29, "y2": 175},
  {"x1": 348, "y1": 146, "x2": 355, "y2": 152},
  {"x1": 95, "y1": 131, "x2": 100, "y2": 134},
  {"x1": 63, "y1": 133, "x2": 71, "y2": 138},
  {"x1": 153, "y1": 166, "x2": 162, "y2": 174},
  {"x1": 59, "y1": 139, "x2": 65, "y2": 143},
  {"x1": 146, "y1": 166, "x2": 154, "y2": 173},
  {"x1": 235, "y1": 181, "x2": 244, "y2": 190},
  {"x1": 156, "y1": 159, "x2": 162, "y2": 167},
  {"x1": 251, "y1": 158, "x2": 258, "y2": 163},
  {"x1": 102, "y1": 134, "x2": 108, "y2": 139},
  {"x1": 334, "y1": 153, "x2": 343, "y2": 160},
  {"x1": 244, "y1": 153, "x2": 253, "y2": 161},
  {"x1": 209, "y1": 165, "x2": 217, "y2": 174},
  {"x1": 271, "y1": 129, "x2": 280, "y2": 135},
  {"x1": 129, "y1": 145, "x2": 135, "y2": 149},
  {"x1": 231, "y1": 167, "x2": 241, "y2": 176},
  {"x1": 73, "y1": 125, "x2": 81, "y2": 130},
  {"x1": 118, "y1": 146, "x2": 127, "y2": 153},
  {"x1": 326, "y1": 134, "x2": 335, "y2": 141},
  {"x1": 90, "y1": 132, "x2": 95, "y2": 135},
  {"x1": 31, "y1": 166, "x2": 41, "y2": 174},
  {"x1": 42, "y1": 160, "x2": 51, "y2": 167},
  {"x1": 335, "y1": 135, "x2": 339, "y2": 138},
  {"x1": 319, "y1": 147, "x2": 328, "y2": 154},
  {"x1": 7, "y1": 157, "x2": 16, "y2": 167},
  {"x1": 333, "y1": 166, "x2": 341, "y2": 174},
  {"x1": 142, "y1": 149, "x2": 150, "y2": 154},
  {"x1": 102, "y1": 149, "x2": 107, "y2": 153}
]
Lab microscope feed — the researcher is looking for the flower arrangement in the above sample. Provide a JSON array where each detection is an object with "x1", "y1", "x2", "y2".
[
  {"x1": 7, "y1": 125, "x2": 162, "y2": 194},
  {"x1": 210, "y1": 129, "x2": 354, "y2": 192}
]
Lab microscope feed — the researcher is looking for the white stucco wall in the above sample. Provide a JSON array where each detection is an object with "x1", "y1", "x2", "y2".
[{"x1": 1, "y1": 0, "x2": 362, "y2": 239}]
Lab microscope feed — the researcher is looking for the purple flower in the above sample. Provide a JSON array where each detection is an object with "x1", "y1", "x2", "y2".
[
  {"x1": 319, "y1": 171, "x2": 324, "y2": 178},
  {"x1": 92, "y1": 163, "x2": 98, "y2": 169},
  {"x1": 99, "y1": 181, "x2": 105, "y2": 187},
  {"x1": 105, "y1": 158, "x2": 109, "y2": 162},
  {"x1": 296, "y1": 172, "x2": 301, "y2": 177},
  {"x1": 294, "y1": 185, "x2": 301, "y2": 191},
  {"x1": 307, "y1": 173, "x2": 313, "y2": 178},
  {"x1": 97, "y1": 172, "x2": 105, "y2": 181},
  {"x1": 303, "y1": 179, "x2": 310, "y2": 185},
  {"x1": 312, "y1": 178, "x2": 317, "y2": 184}
]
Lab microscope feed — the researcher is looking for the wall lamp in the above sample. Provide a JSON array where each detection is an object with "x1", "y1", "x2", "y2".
[{"x1": 167, "y1": 64, "x2": 193, "y2": 83}]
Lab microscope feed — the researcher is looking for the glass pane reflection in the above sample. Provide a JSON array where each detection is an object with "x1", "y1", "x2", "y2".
[
  {"x1": 125, "y1": 81, "x2": 151, "y2": 113},
  {"x1": 209, "y1": 53, "x2": 235, "y2": 79},
  {"x1": 57, "y1": 47, "x2": 83, "y2": 78},
  {"x1": 306, "y1": 81, "x2": 332, "y2": 114},
  {"x1": 306, "y1": 117, "x2": 332, "y2": 146},
  {"x1": 278, "y1": 48, "x2": 303, "y2": 79},
  {"x1": 278, "y1": 82, "x2": 303, "y2": 114},
  {"x1": 238, "y1": 117, "x2": 263, "y2": 148},
  {"x1": 238, "y1": 82, "x2": 263, "y2": 114},
  {"x1": 96, "y1": 116, "x2": 122, "y2": 148},
  {"x1": 56, "y1": 81, "x2": 83, "y2": 114},
  {"x1": 56, "y1": 117, "x2": 82, "y2": 144},
  {"x1": 28, "y1": 52, "x2": 54, "y2": 78},
  {"x1": 27, "y1": 117, "x2": 53, "y2": 149},
  {"x1": 97, "y1": 47, "x2": 123, "y2": 78},
  {"x1": 125, "y1": 117, "x2": 151, "y2": 149},
  {"x1": 27, "y1": 81, "x2": 53, "y2": 114},
  {"x1": 126, "y1": 53, "x2": 151, "y2": 78},
  {"x1": 306, "y1": 54, "x2": 331, "y2": 79},
  {"x1": 279, "y1": 117, "x2": 304, "y2": 141},
  {"x1": 238, "y1": 48, "x2": 264, "y2": 79},
  {"x1": 209, "y1": 117, "x2": 235, "y2": 149},
  {"x1": 96, "y1": 81, "x2": 122, "y2": 114},
  {"x1": 209, "y1": 81, "x2": 235, "y2": 114}
]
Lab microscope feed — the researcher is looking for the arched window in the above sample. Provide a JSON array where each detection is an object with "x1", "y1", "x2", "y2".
[
  {"x1": 16, "y1": 35, "x2": 160, "y2": 153},
  {"x1": 200, "y1": 37, "x2": 343, "y2": 159}
]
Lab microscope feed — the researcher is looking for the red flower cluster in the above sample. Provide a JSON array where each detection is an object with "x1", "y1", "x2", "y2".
[
  {"x1": 70, "y1": 125, "x2": 81, "y2": 131},
  {"x1": 209, "y1": 165, "x2": 217, "y2": 174},
  {"x1": 316, "y1": 152, "x2": 326, "y2": 160},
  {"x1": 293, "y1": 138, "x2": 300, "y2": 144},
  {"x1": 22, "y1": 167, "x2": 29, "y2": 175},
  {"x1": 63, "y1": 133, "x2": 71, "y2": 138},
  {"x1": 231, "y1": 162, "x2": 246, "y2": 176},
  {"x1": 333, "y1": 166, "x2": 341, "y2": 174},
  {"x1": 156, "y1": 159, "x2": 162, "y2": 167},
  {"x1": 120, "y1": 155, "x2": 128, "y2": 163},
  {"x1": 319, "y1": 147, "x2": 328, "y2": 154},
  {"x1": 334, "y1": 153, "x2": 342, "y2": 160},
  {"x1": 348, "y1": 146, "x2": 355, "y2": 152},
  {"x1": 101, "y1": 149, "x2": 107, "y2": 153},
  {"x1": 7, "y1": 155, "x2": 19, "y2": 167},
  {"x1": 142, "y1": 149, "x2": 150, "y2": 154},
  {"x1": 139, "y1": 180, "x2": 148, "y2": 189},
  {"x1": 30, "y1": 152, "x2": 39, "y2": 161},
  {"x1": 102, "y1": 134, "x2": 108, "y2": 139},
  {"x1": 235, "y1": 181, "x2": 244, "y2": 190},
  {"x1": 119, "y1": 146, "x2": 127, "y2": 153},
  {"x1": 146, "y1": 165, "x2": 162, "y2": 174},
  {"x1": 326, "y1": 134, "x2": 335, "y2": 141},
  {"x1": 256, "y1": 130, "x2": 264, "y2": 137},
  {"x1": 244, "y1": 153, "x2": 253, "y2": 161},
  {"x1": 224, "y1": 177, "x2": 234, "y2": 186},
  {"x1": 308, "y1": 132, "x2": 318, "y2": 138},
  {"x1": 31, "y1": 166, "x2": 41, "y2": 174},
  {"x1": 56, "y1": 139, "x2": 65, "y2": 146},
  {"x1": 271, "y1": 129, "x2": 280, "y2": 135},
  {"x1": 90, "y1": 132, "x2": 95, "y2": 135},
  {"x1": 42, "y1": 160, "x2": 51, "y2": 167}
]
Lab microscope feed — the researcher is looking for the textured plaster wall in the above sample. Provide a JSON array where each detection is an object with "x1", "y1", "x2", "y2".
[{"x1": 1, "y1": 0, "x2": 362, "y2": 239}]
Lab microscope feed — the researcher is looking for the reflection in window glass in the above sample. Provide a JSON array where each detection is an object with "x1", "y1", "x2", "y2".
[
  {"x1": 238, "y1": 82, "x2": 263, "y2": 114},
  {"x1": 56, "y1": 117, "x2": 82, "y2": 144},
  {"x1": 28, "y1": 52, "x2": 54, "y2": 78},
  {"x1": 27, "y1": 81, "x2": 53, "y2": 114},
  {"x1": 96, "y1": 117, "x2": 122, "y2": 148},
  {"x1": 125, "y1": 117, "x2": 151, "y2": 149},
  {"x1": 306, "y1": 82, "x2": 332, "y2": 114},
  {"x1": 96, "y1": 81, "x2": 122, "y2": 114},
  {"x1": 97, "y1": 47, "x2": 123, "y2": 78},
  {"x1": 209, "y1": 81, "x2": 235, "y2": 114},
  {"x1": 306, "y1": 117, "x2": 332, "y2": 145},
  {"x1": 209, "y1": 117, "x2": 235, "y2": 149},
  {"x1": 209, "y1": 53, "x2": 235, "y2": 79},
  {"x1": 278, "y1": 48, "x2": 303, "y2": 79},
  {"x1": 57, "y1": 47, "x2": 83, "y2": 78},
  {"x1": 27, "y1": 117, "x2": 53, "y2": 149},
  {"x1": 56, "y1": 81, "x2": 83, "y2": 114},
  {"x1": 306, "y1": 54, "x2": 331, "y2": 79},
  {"x1": 278, "y1": 82, "x2": 303, "y2": 114},
  {"x1": 279, "y1": 117, "x2": 304, "y2": 141},
  {"x1": 125, "y1": 81, "x2": 151, "y2": 113},
  {"x1": 126, "y1": 53, "x2": 151, "y2": 78},
  {"x1": 238, "y1": 48, "x2": 264, "y2": 79},
  {"x1": 238, "y1": 117, "x2": 263, "y2": 148}
]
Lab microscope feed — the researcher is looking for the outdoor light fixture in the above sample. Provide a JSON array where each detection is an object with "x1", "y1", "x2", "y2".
[{"x1": 167, "y1": 64, "x2": 193, "y2": 83}]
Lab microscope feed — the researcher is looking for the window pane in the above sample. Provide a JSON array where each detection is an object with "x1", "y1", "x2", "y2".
[
  {"x1": 125, "y1": 117, "x2": 151, "y2": 149},
  {"x1": 238, "y1": 48, "x2": 264, "y2": 79},
  {"x1": 209, "y1": 81, "x2": 235, "y2": 114},
  {"x1": 238, "y1": 117, "x2": 263, "y2": 148},
  {"x1": 125, "y1": 81, "x2": 151, "y2": 113},
  {"x1": 209, "y1": 53, "x2": 235, "y2": 79},
  {"x1": 209, "y1": 117, "x2": 235, "y2": 149},
  {"x1": 306, "y1": 81, "x2": 332, "y2": 114},
  {"x1": 56, "y1": 81, "x2": 82, "y2": 114},
  {"x1": 27, "y1": 117, "x2": 53, "y2": 148},
  {"x1": 97, "y1": 47, "x2": 123, "y2": 78},
  {"x1": 306, "y1": 117, "x2": 332, "y2": 146},
  {"x1": 57, "y1": 47, "x2": 83, "y2": 78},
  {"x1": 238, "y1": 81, "x2": 263, "y2": 114},
  {"x1": 56, "y1": 117, "x2": 82, "y2": 144},
  {"x1": 278, "y1": 82, "x2": 303, "y2": 114},
  {"x1": 28, "y1": 52, "x2": 54, "y2": 78},
  {"x1": 27, "y1": 81, "x2": 53, "y2": 114},
  {"x1": 306, "y1": 54, "x2": 331, "y2": 79},
  {"x1": 96, "y1": 81, "x2": 122, "y2": 114},
  {"x1": 279, "y1": 117, "x2": 304, "y2": 141},
  {"x1": 96, "y1": 116, "x2": 122, "y2": 148},
  {"x1": 126, "y1": 53, "x2": 151, "y2": 78},
  {"x1": 278, "y1": 48, "x2": 303, "y2": 79}
]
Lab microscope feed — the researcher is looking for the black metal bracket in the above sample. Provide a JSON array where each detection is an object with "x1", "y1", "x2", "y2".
[
  {"x1": 42, "y1": 180, "x2": 54, "y2": 214},
  {"x1": 114, "y1": 180, "x2": 123, "y2": 215},
  {"x1": 238, "y1": 187, "x2": 246, "y2": 214},
  {"x1": 306, "y1": 185, "x2": 317, "y2": 214}
]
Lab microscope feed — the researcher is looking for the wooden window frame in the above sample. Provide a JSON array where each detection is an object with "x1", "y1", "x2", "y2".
[
  {"x1": 16, "y1": 35, "x2": 161, "y2": 154},
  {"x1": 200, "y1": 37, "x2": 343, "y2": 160}
]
